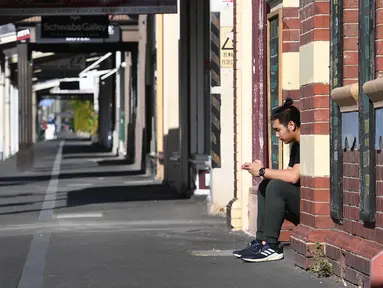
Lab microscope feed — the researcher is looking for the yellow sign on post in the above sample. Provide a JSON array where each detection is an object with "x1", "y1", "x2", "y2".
[{"x1": 220, "y1": 26, "x2": 233, "y2": 68}]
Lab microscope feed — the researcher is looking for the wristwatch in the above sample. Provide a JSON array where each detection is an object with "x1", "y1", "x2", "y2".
[{"x1": 259, "y1": 167, "x2": 265, "y2": 177}]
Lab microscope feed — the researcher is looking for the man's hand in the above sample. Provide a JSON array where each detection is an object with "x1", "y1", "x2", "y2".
[{"x1": 242, "y1": 160, "x2": 264, "y2": 177}]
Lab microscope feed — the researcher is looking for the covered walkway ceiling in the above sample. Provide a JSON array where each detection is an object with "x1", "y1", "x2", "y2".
[
  {"x1": 0, "y1": 15, "x2": 138, "y2": 31},
  {"x1": 0, "y1": 16, "x2": 25, "y2": 26},
  {"x1": 0, "y1": 1, "x2": 177, "y2": 16}
]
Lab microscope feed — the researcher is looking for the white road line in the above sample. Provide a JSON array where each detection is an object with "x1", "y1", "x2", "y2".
[
  {"x1": 18, "y1": 141, "x2": 64, "y2": 288},
  {"x1": 189, "y1": 250, "x2": 235, "y2": 257},
  {"x1": 67, "y1": 183, "x2": 93, "y2": 187},
  {"x1": 55, "y1": 212, "x2": 103, "y2": 219},
  {"x1": 38, "y1": 141, "x2": 64, "y2": 221}
]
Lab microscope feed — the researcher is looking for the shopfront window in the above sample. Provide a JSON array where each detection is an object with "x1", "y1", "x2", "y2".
[{"x1": 342, "y1": 112, "x2": 359, "y2": 150}]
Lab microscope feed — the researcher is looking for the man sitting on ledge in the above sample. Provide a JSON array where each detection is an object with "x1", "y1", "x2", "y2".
[{"x1": 233, "y1": 98, "x2": 301, "y2": 263}]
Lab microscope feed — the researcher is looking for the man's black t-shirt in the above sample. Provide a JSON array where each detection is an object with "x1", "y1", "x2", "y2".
[
  {"x1": 288, "y1": 142, "x2": 300, "y2": 186},
  {"x1": 288, "y1": 142, "x2": 300, "y2": 168}
]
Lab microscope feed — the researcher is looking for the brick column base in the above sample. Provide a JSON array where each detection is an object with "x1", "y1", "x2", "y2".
[
  {"x1": 325, "y1": 231, "x2": 383, "y2": 286},
  {"x1": 291, "y1": 225, "x2": 383, "y2": 287},
  {"x1": 290, "y1": 225, "x2": 330, "y2": 269}
]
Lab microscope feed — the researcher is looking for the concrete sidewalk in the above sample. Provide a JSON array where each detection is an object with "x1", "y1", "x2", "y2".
[{"x1": 0, "y1": 138, "x2": 343, "y2": 288}]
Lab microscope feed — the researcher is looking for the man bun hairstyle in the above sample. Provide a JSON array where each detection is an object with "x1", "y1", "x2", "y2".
[{"x1": 271, "y1": 98, "x2": 301, "y2": 128}]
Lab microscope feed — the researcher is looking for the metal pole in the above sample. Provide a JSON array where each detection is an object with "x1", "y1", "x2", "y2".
[{"x1": 115, "y1": 51, "x2": 122, "y2": 155}]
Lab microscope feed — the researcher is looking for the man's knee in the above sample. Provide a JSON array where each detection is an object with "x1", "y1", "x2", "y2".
[
  {"x1": 258, "y1": 179, "x2": 270, "y2": 195},
  {"x1": 265, "y1": 179, "x2": 288, "y2": 196}
]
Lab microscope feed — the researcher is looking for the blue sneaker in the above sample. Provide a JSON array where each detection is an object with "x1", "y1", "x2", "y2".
[
  {"x1": 232, "y1": 240, "x2": 262, "y2": 258},
  {"x1": 241, "y1": 243, "x2": 284, "y2": 262}
]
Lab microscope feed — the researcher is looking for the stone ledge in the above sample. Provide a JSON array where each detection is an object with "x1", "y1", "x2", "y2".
[
  {"x1": 325, "y1": 230, "x2": 383, "y2": 260},
  {"x1": 331, "y1": 83, "x2": 359, "y2": 112},
  {"x1": 363, "y1": 77, "x2": 383, "y2": 108},
  {"x1": 325, "y1": 230, "x2": 383, "y2": 287},
  {"x1": 291, "y1": 224, "x2": 330, "y2": 243}
]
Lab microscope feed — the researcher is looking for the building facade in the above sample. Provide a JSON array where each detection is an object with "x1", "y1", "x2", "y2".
[{"x1": 230, "y1": 0, "x2": 383, "y2": 286}]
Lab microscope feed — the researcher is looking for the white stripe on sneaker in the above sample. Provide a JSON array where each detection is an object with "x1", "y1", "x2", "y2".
[{"x1": 242, "y1": 252, "x2": 284, "y2": 263}]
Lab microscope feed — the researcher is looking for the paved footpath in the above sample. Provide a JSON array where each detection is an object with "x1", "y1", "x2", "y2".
[{"x1": 0, "y1": 137, "x2": 344, "y2": 288}]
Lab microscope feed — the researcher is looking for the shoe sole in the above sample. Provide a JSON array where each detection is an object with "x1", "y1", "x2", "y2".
[{"x1": 241, "y1": 253, "x2": 284, "y2": 263}]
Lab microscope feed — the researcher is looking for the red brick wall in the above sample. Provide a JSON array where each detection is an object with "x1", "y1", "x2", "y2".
[
  {"x1": 343, "y1": 0, "x2": 358, "y2": 85},
  {"x1": 300, "y1": 1, "x2": 329, "y2": 46},
  {"x1": 282, "y1": 8, "x2": 300, "y2": 53},
  {"x1": 280, "y1": 0, "x2": 383, "y2": 284},
  {"x1": 335, "y1": 151, "x2": 383, "y2": 244},
  {"x1": 322, "y1": 3, "x2": 383, "y2": 286},
  {"x1": 299, "y1": 84, "x2": 330, "y2": 135},
  {"x1": 330, "y1": 0, "x2": 383, "y2": 247},
  {"x1": 376, "y1": 1, "x2": 383, "y2": 78},
  {"x1": 340, "y1": 151, "x2": 361, "y2": 232}
]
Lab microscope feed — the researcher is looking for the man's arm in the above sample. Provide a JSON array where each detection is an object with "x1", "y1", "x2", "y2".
[{"x1": 263, "y1": 164, "x2": 300, "y2": 184}]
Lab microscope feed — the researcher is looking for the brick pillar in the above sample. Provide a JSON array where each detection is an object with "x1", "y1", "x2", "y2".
[
  {"x1": 290, "y1": 0, "x2": 333, "y2": 269},
  {"x1": 280, "y1": 1, "x2": 300, "y2": 242}
]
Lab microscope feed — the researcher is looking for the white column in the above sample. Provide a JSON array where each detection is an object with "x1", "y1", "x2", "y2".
[
  {"x1": 155, "y1": 17, "x2": 165, "y2": 180},
  {"x1": 32, "y1": 91, "x2": 37, "y2": 142},
  {"x1": 179, "y1": 0, "x2": 191, "y2": 193},
  {"x1": 135, "y1": 15, "x2": 147, "y2": 168},
  {"x1": 114, "y1": 51, "x2": 122, "y2": 155},
  {"x1": 55, "y1": 99, "x2": 61, "y2": 134},
  {"x1": 10, "y1": 85, "x2": 18, "y2": 155},
  {"x1": 189, "y1": 0, "x2": 198, "y2": 155},
  {"x1": 124, "y1": 52, "x2": 132, "y2": 155},
  {"x1": 231, "y1": 0, "x2": 253, "y2": 231},
  {"x1": 4, "y1": 58, "x2": 11, "y2": 158},
  {"x1": 210, "y1": 1, "x2": 235, "y2": 213},
  {"x1": 163, "y1": 9, "x2": 181, "y2": 188},
  {"x1": 0, "y1": 62, "x2": 4, "y2": 160},
  {"x1": 196, "y1": 0, "x2": 206, "y2": 154}
]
